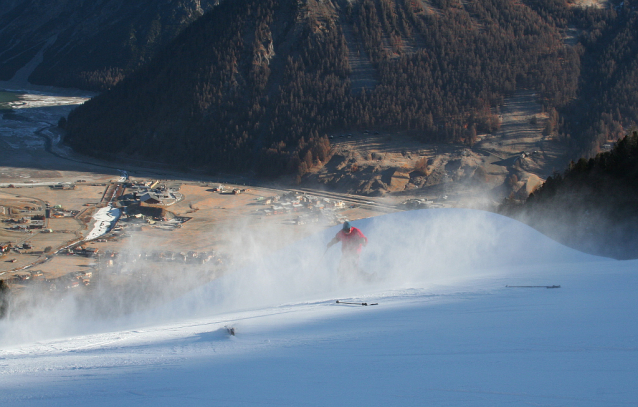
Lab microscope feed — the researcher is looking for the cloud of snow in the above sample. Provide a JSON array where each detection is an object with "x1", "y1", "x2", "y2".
[
  {"x1": 160, "y1": 208, "x2": 596, "y2": 318},
  {"x1": 0, "y1": 208, "x2": 598, "y2": 346}
]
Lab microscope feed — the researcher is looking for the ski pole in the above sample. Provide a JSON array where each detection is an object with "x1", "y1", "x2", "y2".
[{"x1": 336, "y1": 300, "x2": 378, "y2": 306}]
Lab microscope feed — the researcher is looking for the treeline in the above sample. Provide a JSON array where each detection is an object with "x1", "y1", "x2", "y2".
[
  {"x1": 526, "y1": 0, "x2": 638, "y2": 156},
  {"x1": 63, "y1": 0, "x2": 638, "y2": 178},
  {"x1": 568, "y1": 1, "x2": 638, "y2": 156},
  {"x1": 500, "y1": 132, "x2": 638, "y2": 259}
]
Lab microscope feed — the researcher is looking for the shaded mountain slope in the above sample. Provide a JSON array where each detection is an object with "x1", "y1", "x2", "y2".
[
  {"x1": 65, "y1": 0, "x2": 591, "y2": 176},
  {"x1": 0, "y1": 0, "x2": 218, "y2": 91}
]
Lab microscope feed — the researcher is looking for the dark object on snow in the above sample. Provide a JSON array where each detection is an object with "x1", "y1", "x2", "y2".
[
  {"x1": 336, "y1": 300, "x2": 378, "y2": 306},
  {"x1": 506, "y1": 285, "x2": 561, "y2": 289},
  {"x1": 226, "y1": 326, "x2": 235, "y2": 336}
]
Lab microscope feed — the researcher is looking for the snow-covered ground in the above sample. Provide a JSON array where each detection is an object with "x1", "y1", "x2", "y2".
[
  {"x1": 0, "y1": 209, "x2": 636, "y2": 406},
  {"x1": 84, "y1": 205, "x2": 121, "y2": 241}
]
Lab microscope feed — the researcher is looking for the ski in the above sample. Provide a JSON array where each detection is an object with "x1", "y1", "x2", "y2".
[
  {"x1": 506, "y1": 285, "x2": 561, "y2": 289},
  {"x1": 336, "y1": 300, "x2": 378, "y2": 306}
]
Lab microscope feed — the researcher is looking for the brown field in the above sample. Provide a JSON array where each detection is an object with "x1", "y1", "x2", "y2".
[
  {"x1": 14, "y1": 184, "x2": 107, "y2": 209},
  {"x1": 47, "y1": 217, "x2": 85, "y2": 234},
  {"x1": 25, "y1": 254, "x2": 93, "y2": 280},
  {"x1": 23, "y1": 229, "x2": 77, "y2": 252}
]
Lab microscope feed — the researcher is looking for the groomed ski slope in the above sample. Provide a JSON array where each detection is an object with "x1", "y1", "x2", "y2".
[{"x1": 1, "y1": 209, "x2": 637, "y2": 406}]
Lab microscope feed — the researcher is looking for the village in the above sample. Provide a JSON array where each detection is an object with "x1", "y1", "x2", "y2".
[{"x1": 0, "y1": 176, "x2": 394, "y2": 298}]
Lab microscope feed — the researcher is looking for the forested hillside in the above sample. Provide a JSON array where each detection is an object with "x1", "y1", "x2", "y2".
[
  {"x1": 62, "y1": 0, "x2": 638, "y2": 177},
  {"x1": 0, "y1": 0, "x2": 218, "y2": 91},
  {"x1": 500, "y1": 131, "x2": 638, "y2": 259}
]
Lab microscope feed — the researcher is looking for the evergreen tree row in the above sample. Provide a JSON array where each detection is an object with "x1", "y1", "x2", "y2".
[{"x1": 499, "y1": 132, "x2": 638, "y2": 259}]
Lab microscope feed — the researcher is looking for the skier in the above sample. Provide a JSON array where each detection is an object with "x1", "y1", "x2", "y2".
[{"x1": 327, "y1": 221, "x2": 368, "y2": 280}]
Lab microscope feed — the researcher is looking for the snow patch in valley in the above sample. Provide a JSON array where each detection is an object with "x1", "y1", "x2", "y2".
[{"x1": 84, "y1": 205, "x2": 120, "y2": 241}]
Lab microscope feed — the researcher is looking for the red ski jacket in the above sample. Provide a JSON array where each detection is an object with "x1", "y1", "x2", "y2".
[{"x1": 335, "y1": 226, "x2": 368, "y2": 255}]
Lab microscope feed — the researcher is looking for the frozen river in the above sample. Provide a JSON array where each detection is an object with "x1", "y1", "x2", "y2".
[{"x1": 0, "y1": 86, "x2": 91, "y2": 153}]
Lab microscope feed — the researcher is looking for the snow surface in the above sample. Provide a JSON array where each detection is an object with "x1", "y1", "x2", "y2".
[
  {"x1": 1, "y1": 209, "x2": 636, "y2": 406},
  {"x1": 84, "y1": 205, "x2": 121, "y2": 241}
]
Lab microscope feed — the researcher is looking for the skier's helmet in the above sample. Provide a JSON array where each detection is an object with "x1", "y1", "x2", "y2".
[{"x1": 343, "y1": 221, "x2": 351, "y2": 231}]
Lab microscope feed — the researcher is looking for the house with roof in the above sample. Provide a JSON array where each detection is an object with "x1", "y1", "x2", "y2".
[{"x1": 139, "y1": 193, "x2": 162, "y2": 205}]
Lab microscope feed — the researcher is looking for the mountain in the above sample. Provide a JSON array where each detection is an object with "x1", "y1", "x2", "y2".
[
  {"x1": 0, "y1": 0, "x2": 219, "y2": 91},
  {"x1": 1, "y1": 209, "x2": 637, "y2": 406},
  {"x1": 58, "y1": 0, "x2": 638, "y2": 178}
]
